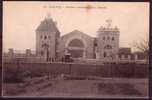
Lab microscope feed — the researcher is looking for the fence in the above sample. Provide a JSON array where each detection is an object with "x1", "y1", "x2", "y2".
[{"x1": 3, "y1": 62, "x2": 149, "y2": 82}]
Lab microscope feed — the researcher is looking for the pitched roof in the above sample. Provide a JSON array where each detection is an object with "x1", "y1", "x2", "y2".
[
  {"x1": 36, "y1": 18, "x2": 60, "y2": 34},
  {"x1": 61, "y1": 30, "x2": 92, "y2": 39}
]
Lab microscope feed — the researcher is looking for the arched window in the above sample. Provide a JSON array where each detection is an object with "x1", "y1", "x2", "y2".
[
  {"x1": 104, "y1": 45, "x2": 112, "y2": 49},
  {"x1": 68, "y1": 39, "x2": 84, "y2": 48},
  {"x1": 41, "y1": 51, "x2": 44, "y2": 56},
  {"x1": 112, "y1": 37, "x2": 114, "y2": 41},
  {"x1": 44, "y1": 35, "x2": 47, "y2": 39},
  {"x1": 42, "y1": 43, "x2": 49, "y2": 48},
  {"x1": 104, "y1": 52, "x2": 107, "y2": 57}
]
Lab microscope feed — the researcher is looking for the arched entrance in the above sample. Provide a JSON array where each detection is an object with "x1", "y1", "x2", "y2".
[{"x1": 67, "y1": 39, "x2": 86, "y2": 58}]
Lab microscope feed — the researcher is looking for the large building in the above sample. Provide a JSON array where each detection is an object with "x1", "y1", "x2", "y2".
[
  {"x1": 36, "y1": 16, "x2": 120, "y2": 61},
  {"x1": 36, "y1": 17, "x2": 60, "y2": 60},
  {"x1": 3, "y1": 15, "x2": 147, "y2": 63}
]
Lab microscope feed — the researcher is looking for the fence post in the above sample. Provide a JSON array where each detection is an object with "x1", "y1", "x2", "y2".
[
  {"x1": 16, "y1": 58, "x2": 21, "y2": 81},
  {"x1": 69, "y1": 63, "x2": 72, "y2": 75},
  {"x1": 134, "y1": 64, "x2": 136, "y2": 78},
  {"x1": 17, "y1": 58, "x2": 20, "y2": 72}
]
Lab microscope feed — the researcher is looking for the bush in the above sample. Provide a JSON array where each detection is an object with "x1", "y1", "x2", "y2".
[
  {"x1": 3, "y1": 71, "x2": 24, "y2": 83},
  {"x1": 3, "y1": 65, "x2": 25, "y2": 83}
]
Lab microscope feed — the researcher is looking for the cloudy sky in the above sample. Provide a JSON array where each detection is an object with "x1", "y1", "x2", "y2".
[{"x1": 3, "y1": 1, "x2": 149, "y2": 52}]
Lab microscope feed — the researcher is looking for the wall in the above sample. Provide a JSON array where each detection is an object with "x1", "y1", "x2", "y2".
[
  {"x1": 3, "y1": 62, "x2": 148, "y2": 80},
  {"x1": 59, "y1": 30, "x2": 94, "y2": 59}
]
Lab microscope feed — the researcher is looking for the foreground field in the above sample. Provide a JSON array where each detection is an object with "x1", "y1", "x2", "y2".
[{"x1": 3, "y1": 76, "x2": 148, "y2": 98}]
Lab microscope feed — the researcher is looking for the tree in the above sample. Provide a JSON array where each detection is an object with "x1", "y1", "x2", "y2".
[{"x1": 133, "y1": 35, "x2": 149, "y2": 60}]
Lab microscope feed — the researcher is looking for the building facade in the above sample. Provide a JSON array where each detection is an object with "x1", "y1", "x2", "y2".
[
  {"x1": 3, "y1": 16, "x2": 147, "y2": 63},
  {"x1": 36, "y1": 17, "x2": 60, "y2": 60},
  {"x1": 36, "y1": 16, "x2": 120, "y2": 61},
  {"x1": 59, "y1": 30, "x2": 94, "y2": 59},
  {"x1": 96, "y1": 20, "x2": 119, "y2": 61}
]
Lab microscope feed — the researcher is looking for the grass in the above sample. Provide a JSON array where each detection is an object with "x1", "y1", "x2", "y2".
[
  {"x1": 2, "y1": 76, "x2": 148, "y2": 97},
  {"x1": 97, "y1": 82, "x2": 142, "y2": 96}
]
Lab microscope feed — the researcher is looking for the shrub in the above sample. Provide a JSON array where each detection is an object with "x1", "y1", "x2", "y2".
[{"x1": 3, "y1": 71, "x2": 24, "y2": 83}]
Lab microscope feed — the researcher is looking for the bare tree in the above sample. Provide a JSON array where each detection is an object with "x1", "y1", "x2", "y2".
[{"x1": 133, "y1": 35, "x2": 149, "y2": 60}]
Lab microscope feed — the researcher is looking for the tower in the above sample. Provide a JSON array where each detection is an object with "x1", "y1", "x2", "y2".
[
  {"x1": 97, "y1": 19, "x2": 120, "y2": 61},
  {"x1": 36, "y1": 14, "x2": 60, "y2": 61}
]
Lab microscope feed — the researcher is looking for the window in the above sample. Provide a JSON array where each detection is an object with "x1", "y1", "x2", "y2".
[
  {"x1": 44, "y1": 35, "x2": 47, "y2": 39},
  {"x1": 94, "y1": 43, "x2": 97, "y2": 46},
  {"x1": 104, "y1": 45, "x2": 112, "y2": 49},
  {"x1": 42, "y1": 43, "x2": 49, "y2": 51},
  {"x1": 112, "y1": 37, "x2": 114, "y2": 41},
  {"x1": 104, "y1": 52, "x2": 107, "y2": 57},
  {"x1": 68, "y1": 39, "x2": 84, "y2": 48},
  {"x1": 41, "y1": 51, "x2": 44, "y2": 56}
]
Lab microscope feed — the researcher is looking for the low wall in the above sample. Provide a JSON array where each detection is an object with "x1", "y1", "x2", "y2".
[{"x1": 3, "y1": 62, "x2": 149, "y2": 82}]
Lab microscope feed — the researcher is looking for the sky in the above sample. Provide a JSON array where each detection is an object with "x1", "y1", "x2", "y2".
[{"x1": 3, "y1": 1, "x2": 149, "y2": 52}]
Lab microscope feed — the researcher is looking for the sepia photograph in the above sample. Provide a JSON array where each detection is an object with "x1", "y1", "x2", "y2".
[{"x1": 2, "y1": 1, "x2": 149, "y2": 98}]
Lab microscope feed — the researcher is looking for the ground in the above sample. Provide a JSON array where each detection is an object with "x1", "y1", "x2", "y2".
[{"x1": 2, "y1": 75, "x2": 148, "y2": 98}]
